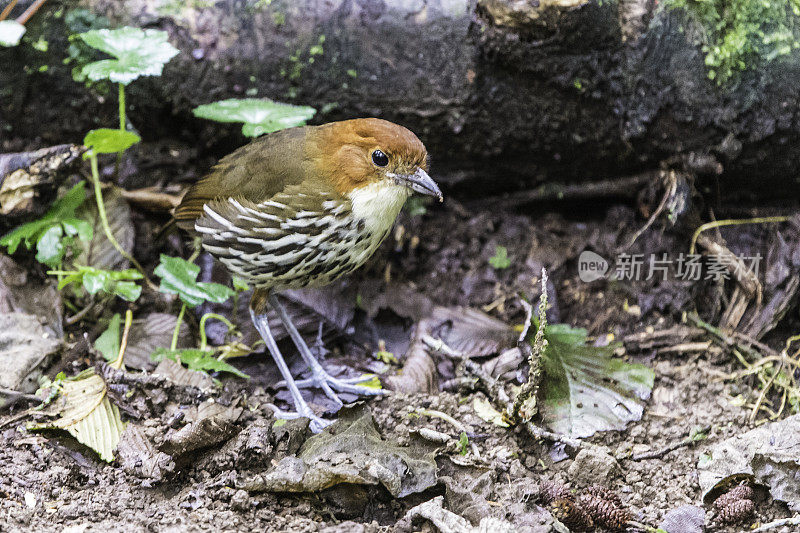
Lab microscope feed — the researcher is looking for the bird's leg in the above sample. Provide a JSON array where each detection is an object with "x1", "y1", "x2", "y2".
[
  {"x1": 267, "y1": 293, "x2": 388, "y2": 403},
  {"x1": 249, "y1": 296, "x2": 331, "y2": 433}
]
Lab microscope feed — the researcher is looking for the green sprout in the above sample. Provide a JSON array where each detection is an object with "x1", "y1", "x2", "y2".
[
  {"x1": 489, "y1": 245, "x2": 511, "y2": 269},
  {"x1": 77, "y1": 26, "x2": 179, "y2": 165},
  {"x1": 457, "y1": 432, "x2": 469, "y2": 455}
]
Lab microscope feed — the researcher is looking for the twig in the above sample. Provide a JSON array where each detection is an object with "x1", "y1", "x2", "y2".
[
  {"x1": 0, "y1": 409, "x2": 33, "y2": 429},
  {"x1": 752, "y1": 516, "x2": 800, "y2": 532},
  {"x1": 630, "y1": 425, "x2": 710, "y2": 461},
  {"x1": 15, "y1": 0, "x2": 45, "y2": 24},
  {"x1": 415, "y1": 408, "x2": 481, "y2": 458},
  {"x1": 525, "y1": 422, "x2": 582, "y2": 450},
  {"x1": 0, "y1": 388, "x2": 39, "y2": 404},
  {"x1": 64, "y1": 298, "x2": 96, "y2": 326},
  {"x1": 476, "y1": 172, "x2": 658, "y2": 210},
  {"x1": 690, "y1": 216, "x2": 790, "y2": 255},
  {"x1": 0, "y1": 0, "x2": 19, "y2": 22},
  {"x1": 622, "y1": 169, "x2": 677, "y2": 250}
]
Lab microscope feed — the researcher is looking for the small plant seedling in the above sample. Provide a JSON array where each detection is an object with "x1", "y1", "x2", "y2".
[
  {"x1": 0, "y1": 182, "x2": 93, "y2": 267},
  {"x1": 52, "y1": 266, "x2": 143, "y2": 302},
  {"x1": 77, "y1": 26, "x2": 178, "y2": 167},
  {"x1": 457, "y1": 431, "x2": 469, "y2": 455},
  {"x1": 489, "y1": 245, "x2": 511, "y2": 269},
  {"x1": 151, "y1": 348, "x2": 249, "y2": 379},
  {"x1": 192, "y1": 98, "x2": 316, "y2": 137}
]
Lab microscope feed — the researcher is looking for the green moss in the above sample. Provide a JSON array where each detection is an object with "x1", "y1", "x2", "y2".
[{"x1": 664, "y1": 0, "x2": 800, "y2": 84}]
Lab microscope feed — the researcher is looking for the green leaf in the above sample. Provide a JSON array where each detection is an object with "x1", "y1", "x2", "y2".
[
  {"x1": 83, "y1": 128, "x2": 140, "y2": 154},
  {"x1": 539, "y1": 323, "x2": 654, "y2": 438},
  {"x1": 57, "y1": 266, "x2": 143, "y2": 302},
  {"x1": 113, "y1": 281, "x2": 142, "y2": 301},
  {"x1": 1, "y1": 182, "x2": 89, "y2": 255},
  {"x1": 35, "y1": 225, "x2": 65, "y2": 267},
  {"x1": 62, "y1": 218, "x2": 94, "y2": 242},
  {"x1": 78, "y1": 27, "x2": 179, "y2": 84},
  {"x1": 151, "y1": 348, "x2": 249, "y2": 379},
  {"x1": 0, "y1": 20, "x2": 26, "y2": 47},
  {"x1": 95, "y1": 313, "x2": 122, "y2": 362},
  {"x1": 489, "y1": 245, "x2": 511, "y2": 269},
  {"x1": 457, "y1": 431, "x2": 469, "y2": 456},
  {"x1": 154, "y1": 254, "x2": 235, "y2": 307},
  {"x1": 192, "y1": 98, "x2": 316, "y2": 137}
]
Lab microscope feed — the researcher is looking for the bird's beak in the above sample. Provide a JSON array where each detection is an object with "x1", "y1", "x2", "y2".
[{"x1": 395, "y1": 168, "x2": 443, "y2": 202}]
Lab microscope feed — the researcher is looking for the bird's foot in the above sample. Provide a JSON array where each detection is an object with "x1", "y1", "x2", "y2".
[
  {"x1": 265, "y1": 402, "x2": 332, "y2": 433},
  {"x1": 278, "y1": 369, "x2": 388, "y2": 409}
]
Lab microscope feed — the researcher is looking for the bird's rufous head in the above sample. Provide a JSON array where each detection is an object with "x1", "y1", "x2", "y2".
[{"x1": 312, "y1": 118, "x2": 442, "y2": 201}]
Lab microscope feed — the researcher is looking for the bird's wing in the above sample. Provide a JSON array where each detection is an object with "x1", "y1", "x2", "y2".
[
  {"x1": 174, "y1": 127, "x2": 312, "y2": 231},
  {"x1": 192, "y1": 184, "x2": 347, "y2": 280}
]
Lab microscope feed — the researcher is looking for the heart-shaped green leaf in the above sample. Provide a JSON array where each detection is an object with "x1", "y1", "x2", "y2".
[
  {"x1": 78, "y1": 27, "x2": 179, "y2": 84},
  {"x1": 83, "y1": 129, "x2": 141, "y2": 154},
  {"x1": 192, "y1": 98, "x2": 316, "y2": 137},
  {"x1": 155, "y1": 254, "x2": 235, "y2": 307}
]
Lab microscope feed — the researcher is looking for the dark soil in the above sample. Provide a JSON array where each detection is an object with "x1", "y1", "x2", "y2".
[{"x1": 1, "y1": 182, "x2": 799, "y2": 532}]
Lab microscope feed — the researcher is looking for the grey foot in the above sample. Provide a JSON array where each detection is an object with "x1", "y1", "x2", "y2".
[
  {"x1": 278, "y1": 370, "x2": 388, "y2": 409},
  {"x1": 265, "y1": 403, "x2": 332, "y2": 433}
]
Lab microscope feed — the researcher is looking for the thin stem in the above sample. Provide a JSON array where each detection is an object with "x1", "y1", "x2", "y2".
[
  {"x1": 198, "y1": 312, "x2": 236, "y2": 352},
  {"x1": 115, "y1": 83, "x2": 126, "y2": 178},
  {"x1": 88, "y1": 154, "x2": 155, "y2": 289},
  {"x1": 118, "y1": 83, "x2": 126, "y2": 130},
  {"x1": 110, "y1": 309, "x2": 133, "y2": 370},
  {"x1": 690, "y1": 216, "x2": 790, "y2": 254},
  {"x1": 171, "y1": 303, "x2": 186, "y2": 351},
  {"x1": 15, "y1": 0, "x2": 45, "y2": 24},
  {"x1": 0, "y1": 0, "x2": 19, "y2": 22}
]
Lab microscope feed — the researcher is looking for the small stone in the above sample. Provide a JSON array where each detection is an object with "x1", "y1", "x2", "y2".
[
  {"x1": 230, "y1": 489, "x2": 250, "y2": 512},
  {"x1": 567, "y1": 445, "x2": 621, "y2": 486}
]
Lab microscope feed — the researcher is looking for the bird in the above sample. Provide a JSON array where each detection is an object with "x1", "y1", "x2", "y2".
[{"x1": 174, "y1": 118, "x2": 442, "y2": 432}]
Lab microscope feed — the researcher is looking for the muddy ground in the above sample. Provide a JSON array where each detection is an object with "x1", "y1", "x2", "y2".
[{"x1": 1, "y1": 161, "x2": 799, "y2": 532}]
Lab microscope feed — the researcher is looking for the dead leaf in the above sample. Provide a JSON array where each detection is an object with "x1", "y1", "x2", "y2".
[
  {"x1": 698, "y1": 413, "x2": 800, "y2": 510},
  {"x1": 240, "y1": 405, "x2": 437, "y2": 498}
]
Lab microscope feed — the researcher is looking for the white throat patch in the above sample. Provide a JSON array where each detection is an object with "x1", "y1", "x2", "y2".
[{"x1": 347, "y1": 181, "x2": 411, "y2": 233}]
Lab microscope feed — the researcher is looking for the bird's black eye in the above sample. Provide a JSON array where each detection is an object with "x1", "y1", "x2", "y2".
[{"x1": 371, "y1": 150, "x2": 389, "y2": 167}]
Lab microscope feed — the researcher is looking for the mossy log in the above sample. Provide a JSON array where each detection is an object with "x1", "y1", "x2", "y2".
[{"x1": 2, "y1": 0, "x2": 800, "y2": 199}]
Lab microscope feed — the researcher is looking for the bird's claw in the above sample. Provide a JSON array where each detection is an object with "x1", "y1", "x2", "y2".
[
  {"x1": 265, "y1": 402, "x2": 332, "y2": 433},
  {"x1": 277, "y1": 371, "x2": 389, "y2": 404}
]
